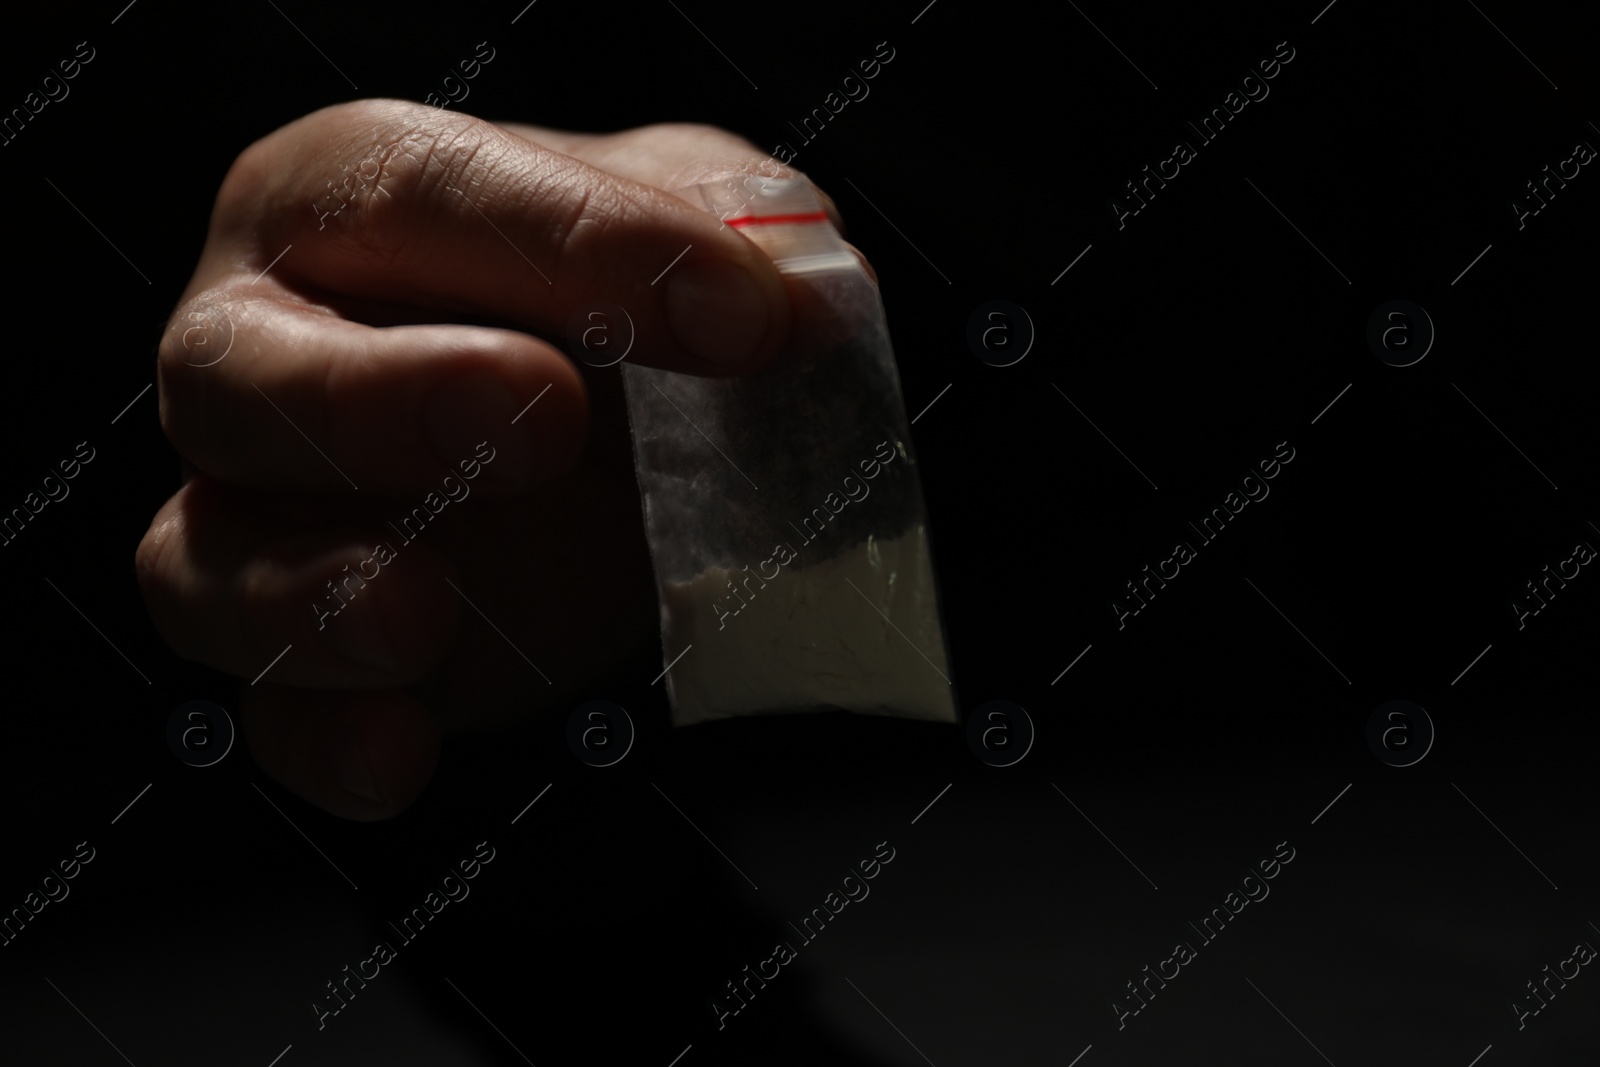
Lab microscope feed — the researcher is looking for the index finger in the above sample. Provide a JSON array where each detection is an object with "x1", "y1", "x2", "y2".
[{"x1": 196, "y1": 99, "x2": 793, "y2": 375}]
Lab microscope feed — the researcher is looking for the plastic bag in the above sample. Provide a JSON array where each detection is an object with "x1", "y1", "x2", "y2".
[{"x1": 621, "y1": 175, "x2": 956, "y2": 727}]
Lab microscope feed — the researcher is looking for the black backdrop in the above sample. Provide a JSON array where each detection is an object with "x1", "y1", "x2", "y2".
[{"x1": 3, "y1": 1, "x2": 1598, "y2": 1064}]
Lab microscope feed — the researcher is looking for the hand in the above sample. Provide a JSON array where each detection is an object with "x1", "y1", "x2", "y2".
[{"x1": 135, "y1": 99, "x2": 857, "y2": 820}]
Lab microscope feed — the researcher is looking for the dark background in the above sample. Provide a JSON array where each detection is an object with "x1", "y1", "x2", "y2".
[{"x1": 3, "y1": 0, "x2": 1598, "y2": 1064}]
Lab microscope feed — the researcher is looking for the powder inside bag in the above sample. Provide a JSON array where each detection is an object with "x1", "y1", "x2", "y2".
[{"x1": 662, "y1": 527, "x2": 955, "y2": 724}]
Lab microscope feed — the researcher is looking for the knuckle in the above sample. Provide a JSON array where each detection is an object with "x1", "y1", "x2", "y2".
[
  {"x1": 159, "y1": 293, "x2": 237, "y2": 372},
  {"x1": 235, "y1": 556, "x2": 282, "y2": 639},
  {"x1": 642, "y1": 120, "x2": 740, "y2": 141},
  {"x1": 132, "y1": 513, "x2": 171, "y2": 592},
  {"x1": 243, "y1": 101, "x2": 488, "y2": 269},
  {"x1": 155, "y1": 291, "x2": 249, "y2": 467},
  {"x1": 234, "y1": 565, "x2": 294, "y2": 676},
  {"x1": 133, "y1": 503, "x2": 205, "y2": 664},
  {"x1": 330, "y1": 113, "x2": 493, "y2": 268},
  {"x1": 541, "y1": 166, "x2": 604, "y2": 286},
  {"x1": 213, "y1": 135, "x2": 280, "y2": 235}
]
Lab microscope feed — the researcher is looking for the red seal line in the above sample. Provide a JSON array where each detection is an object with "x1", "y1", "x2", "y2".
[{"x1": 726, "y1": 211, "x2": 830, "y2": 228}]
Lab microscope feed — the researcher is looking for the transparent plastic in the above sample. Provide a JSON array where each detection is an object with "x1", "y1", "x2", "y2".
[{"x1": 621, "y1": 176, "x2": 957, "y2": 727}]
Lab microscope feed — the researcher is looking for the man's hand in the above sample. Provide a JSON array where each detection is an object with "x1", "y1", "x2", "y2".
[{"x1": 135, "y1": 100, "x2": 853, "y2": 820}]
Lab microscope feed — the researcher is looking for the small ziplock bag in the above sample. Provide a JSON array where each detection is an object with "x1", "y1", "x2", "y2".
[{"x1": 620, "y1": 174, "x2": 957, "y2": 727}]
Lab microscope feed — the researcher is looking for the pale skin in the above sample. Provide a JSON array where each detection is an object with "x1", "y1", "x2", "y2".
[{"x1": 135, "y1": 99, "x2": 872, "y2": 820}]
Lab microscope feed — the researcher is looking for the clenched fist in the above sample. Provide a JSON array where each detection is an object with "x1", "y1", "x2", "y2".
[{"x1": 136, "y1": 99, "x2": 858, "y2": 820}]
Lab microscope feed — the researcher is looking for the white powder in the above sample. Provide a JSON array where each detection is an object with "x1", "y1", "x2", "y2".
[{"x1": 662, "y1": 526, "x2": 956, "y2": 726}]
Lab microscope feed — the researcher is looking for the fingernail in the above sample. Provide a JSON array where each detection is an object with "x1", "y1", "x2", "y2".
[
  {"x1": 425, "y1": 374, "x2": 532, "y2": 486},
  {"x1": 321, "y1": 596, "x2": 402, "y2": 673},
  {"x1": 666, "y1": 259, "x2": 771, "y2": 366},
  {"x1": 334, "y1": 741, "x2": 384, "y2": 805}
]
